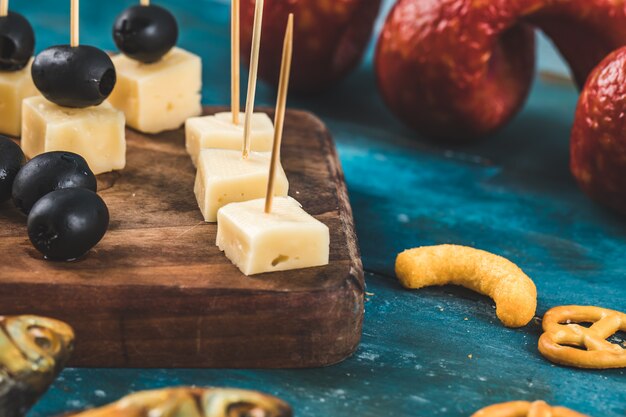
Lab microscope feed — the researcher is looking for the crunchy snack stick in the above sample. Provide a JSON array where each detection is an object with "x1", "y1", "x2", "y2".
[
  {"x1": 395, "y1": 245, "x2": 537, "y2": 327},
  {"x1": 539, "y1": 305, "x2": 626, "y2": 369},
  {"x1": 471, "y1": 400, "x2": 589, "y2": 417}
]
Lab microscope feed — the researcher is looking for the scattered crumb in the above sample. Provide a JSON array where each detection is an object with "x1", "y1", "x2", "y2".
[
  {"x1": 468, "y1": 354, "x2": 473, "y2": 359},
  {"x1": 397, "y1": 213, "x2": 410, "y2": 223}
]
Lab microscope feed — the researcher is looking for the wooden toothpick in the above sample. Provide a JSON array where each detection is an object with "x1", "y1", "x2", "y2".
[
  {"x1": 140, "y1": 0, "x2": 150, "y2": 6},
  {"x1": 241, "y1": 0, "x2": 263, "y2": 160},
  {"x1": 0, "y1": 0, "x2": 8, "y2": 17},
  {"x1": 70, "y1": 0, "x2": 79, "y2": 47},
  {"x1": 264, "y1": 14, "x2": 293, "y2": 214},
  {"x1": 231, "y1": 0, "x2": 240, "y2": 125}
]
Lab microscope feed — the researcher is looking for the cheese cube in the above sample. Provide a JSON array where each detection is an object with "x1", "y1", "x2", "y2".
[
  {"x1": 195, "y1": 149, "x2": 288, "y2": 222},
  {"x1": 21, "y1": 96, "x2": 126, "y2": 175},
  {"x1": 0, "y1": 59, "x2": 38, "y2": 136},
  {"x1": 185, "y1": 111, "x2": 274, "y2": 166},
  {"x1": 216, "y1": 197, "x2": 330, "y2": 276},
  {"x1": 108, "y1": 47, "x2": 202, "y2": 134}
]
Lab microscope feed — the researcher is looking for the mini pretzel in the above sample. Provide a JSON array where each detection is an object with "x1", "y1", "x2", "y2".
[
  {"x1": 471, "y1": 400, "x2": 589, "y2": 417},
  {"x1": 395, "y1": 245, "x2": 537, "y2": 327},
  {"x1": 67, "y1": 387, "x2": 292, "y2": 417},
  {"x1": 538, "y1": 305, "x2": 626, "y2": 369}
]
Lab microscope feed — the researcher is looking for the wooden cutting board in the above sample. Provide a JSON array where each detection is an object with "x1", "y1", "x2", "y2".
[{"x1": 0, "y1": 107, "x2": 363, "y2": 368}]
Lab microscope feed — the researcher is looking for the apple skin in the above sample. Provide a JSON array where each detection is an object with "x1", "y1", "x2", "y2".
[
  {"x1": 375, "y1": 0, "x2": 536, "y2": 141},
  {"x1": 571, "y1": 47, "x2": 626, "y2": 215},
  {"x1": 240, "y1": 0, "x2": 381, "y2": 94},
  {"x1": 375, "y1": 0, "x2": 626, "y2": 142}
]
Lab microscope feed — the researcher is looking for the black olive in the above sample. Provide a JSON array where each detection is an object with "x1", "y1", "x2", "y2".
[
  {"x1": 27, "y1": 188, "x2": 109, "y2": 261},
  {"x1": 0, "y1": 11, "x2": 35, "y2": 71},
  {"x1": 113, "y1": 4, "x2": 178, "y2": 63},
  {"x1": 0, "y1": 136, "x2": 25, "y2": 203},
  {"x1": 12, "y1": 151, "x2": 97, "y2": 215},
  {"x1": 31, "y1": 45, "x2": 116, "y2": 108}
]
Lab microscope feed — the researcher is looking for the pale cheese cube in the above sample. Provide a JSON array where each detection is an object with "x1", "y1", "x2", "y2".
[
  {"x1": 108, "y1": 47, "x2": 202, "y2": 134},
  {"x1": 195, "y1": 149, "x2": 288, "y2": 222},
  {"x1": 216, "y1": 197, "x2": 330, "y2": 276},
  {"x1": 185, "y1": 111, "x2": 274, "y2": 166},
  {"x1": 21, "y1": 96, "x2": 126, "y2": 175},
  {"x1": 0, "y1": 59, "x2": 38, "y2": 136}
]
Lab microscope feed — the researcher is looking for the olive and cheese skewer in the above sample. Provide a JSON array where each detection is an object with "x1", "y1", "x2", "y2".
[
  {"x1": 109, "y1": 0, "x2": 201, "y2": 134},
  {"x1": 185, "y1": 0, "x2": 274, "y2": 165},
  {"x1": 0, "y1": 0, "x2": 37, "y2": 136},
  {"x1": 22, "y1": 0, "x2": 126, "y2": 176},
  {"x1": 217, "y1": 15, "x2": 330, "y2": 276}
]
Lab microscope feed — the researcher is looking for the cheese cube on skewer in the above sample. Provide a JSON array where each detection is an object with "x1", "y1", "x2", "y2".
[
  {"x1": 216, "y1": 197, "x2": 330, "y2": 276},
  {"x1": 195, "y1": 149, "x2": 288, "y2": 222},
  {"x1": 0, "y1": 59, "x2": 38, "y2": 136},
  {"x1": 185, "y1": 111, "x2": 274, "y2": 166},
  {"x1": 108, "y1": 47, "x2": 202, "y2": 134},
  {"x1": 21, "y1": 96, "x2": 126, "y2": 175}
]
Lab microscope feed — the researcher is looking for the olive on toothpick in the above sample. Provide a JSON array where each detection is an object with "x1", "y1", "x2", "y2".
[
  {"x1": 32, "y1": 45, "x2": 116, "y2": 108},
  {"x1": 31, "y1": 0, "x2": 116, "y2": 108},
  {"x1": 0, "y1": 11, "x2": 35, "y2": 71},
  {"x1": 113, "y1": 2, "x2": 178, "y2": 64}
]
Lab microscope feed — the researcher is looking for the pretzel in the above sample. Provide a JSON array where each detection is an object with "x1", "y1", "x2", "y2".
[
  {"x1": 395, "y1": 245, "x2": 537, "y2": 327},
  {"x1": 471, "y1": 400, "x2": 589, "y2": 417},
  {"x1": 538, "y1": 305, "x2": 626, "y2": 369},
  {"x1": 67, "y1": 387, "x2": 292, "y2": 417},
  {"x1": 0, "y1": 315, "x2": 74, "y2": 417}
]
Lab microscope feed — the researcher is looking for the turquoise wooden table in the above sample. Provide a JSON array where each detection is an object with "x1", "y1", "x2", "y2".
[{"x1": 15, "y1": 0, "x2": 625, "y2": 416}]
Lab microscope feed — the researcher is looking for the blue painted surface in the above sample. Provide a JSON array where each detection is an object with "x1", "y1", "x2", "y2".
[{"x1": 13, "y1": 0, "x2": 625, "y2": 416}]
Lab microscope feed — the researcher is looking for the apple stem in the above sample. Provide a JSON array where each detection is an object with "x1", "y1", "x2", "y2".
[
  {"x1": 241, "y1": 0, "x2": 263, "y2": 160},
  {"x1": 70, "y1": 0, "x2": 79, "y2": 47},
  {"x1": 231, "y1": 0, "x2": 240, "y2": 125},
  {"x1": 265, "y1": 14, "x2": 293, "y2": 214}
]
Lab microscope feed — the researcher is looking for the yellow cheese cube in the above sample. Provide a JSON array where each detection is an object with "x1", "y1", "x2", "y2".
[
  {"x1": 108, "y1": 47, "x2": 202, "y2": 134},
  {"x1": 195, "y1": 149, "x2": 288, "y2": 222},
  {"x1": 21, "y1": 96, "x2": 126, "y2": 175},
  {"x1": 216, "y1": 197, "x2": 330, "y2": 276},
  {"x1": 185, "y1": 111, "x2": 274, "y2": 166},
  {"x1": 0, "y1": 59, "x2": 38, "y2": 136}
]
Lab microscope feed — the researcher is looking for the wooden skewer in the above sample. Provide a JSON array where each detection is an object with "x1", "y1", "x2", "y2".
[
  {"x1": 264, "y1": 14, "x2": 293, "y2": 214},
  {"x1": 70, "y1": 0, "x2": 79, "y2": 47},
  {"x1": 231, "y1": 0, "x2": 240, "y2": 125},
  {"x1": 140, "y1": 0, "x2": 150, "y2": 6},
  {"x1": 0, "y1": 0, "x2": 8, "y2": 17},
  {"x1": 241, "y1": 0, "x2": 263, "y2": 159}
]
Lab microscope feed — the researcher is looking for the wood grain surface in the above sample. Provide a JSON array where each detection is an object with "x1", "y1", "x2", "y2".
[{"x1": 0, "y1": 107, "x2": 364, "y2": 368}]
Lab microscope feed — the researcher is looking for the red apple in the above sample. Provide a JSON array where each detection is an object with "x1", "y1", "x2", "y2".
[
  {"x1": 375, "y1": 0, "x2": 626, "y2": 142},
  {"x1": 571, "y1": 46, "x2": 626, "y2": 215},
  {"x1": 241, "y1": 0, "x2": 381, "y2": 94}
]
